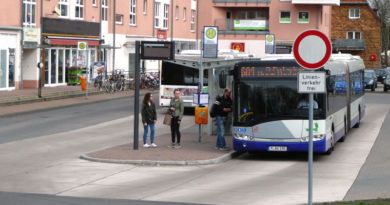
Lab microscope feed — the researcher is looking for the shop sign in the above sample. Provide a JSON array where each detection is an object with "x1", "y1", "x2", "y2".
[
  {"x1": 157, "y1": 30, "x2": 167, "y2": 40},
  {"x1": 231, "y1": 42, "x2": 245, "y2": 52},
  {"x1": 234, "y1": 20, "x2": 266, "y2": 31},
  {"x1": 23, "y1": 27, "x2": 39, "y2": 42},
  {"x1": 78, "y1": 42, "x2": 88, "y2": 51}
]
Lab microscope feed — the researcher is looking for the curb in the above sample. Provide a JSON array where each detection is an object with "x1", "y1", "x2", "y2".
[
  {"x1": 0, "y1": 90, "x2": 103, "y2": 106},
  {"x1": 80, "y1": 151, "x2": 243, "y2": 166},
  {"x1": 0, "y1": 90, "x2": 159, "y2": 118}
]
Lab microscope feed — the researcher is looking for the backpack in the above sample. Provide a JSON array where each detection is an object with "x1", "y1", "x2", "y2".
[{"x1": 209, "y1": 100, "x2": 221, "y2": 118}]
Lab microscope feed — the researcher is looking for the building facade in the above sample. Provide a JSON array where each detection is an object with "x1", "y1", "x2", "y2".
[
  {"x1": 0, "y1": 0, "x2": 197, "y2": 89},
  {"x1": 331, "y1": 0, "x2": 381, "y2": 68},
  {"x1": 0, "y1": 0, "x2": 22, "y2": 90},
  {"x1": 197, "y1": 0, "x2": 337, "y2": 58}
]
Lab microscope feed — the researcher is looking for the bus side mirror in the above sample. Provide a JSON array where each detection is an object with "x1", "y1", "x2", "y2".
[{"x1": 219, "y1": 71, "x2": 226, "y2": 89}]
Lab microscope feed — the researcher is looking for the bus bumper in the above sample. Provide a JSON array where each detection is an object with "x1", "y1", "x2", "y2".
[{"x1": 233, "y1": 137, "x2": 327, "y2": 153}]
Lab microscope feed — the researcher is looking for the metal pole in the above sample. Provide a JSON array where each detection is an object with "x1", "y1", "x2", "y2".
[
  {"x1": 112, "y1": 0, "x2": 116, "y2": 75},
  {"x1": 308, "y1": 93, "x2": 314, "y2": 205},
  {"x1": 198, "y1": 30, "x2": 204, "y2": 143},
  {"x1": 86, "y1": 50, "x2": 89, "y2": 99},
  {"x1": 39, "y1": 0, "x2": 43, "y2": 98},
  {"x1": 133, "y1": 41, "x2": 141, "y2": 150}
]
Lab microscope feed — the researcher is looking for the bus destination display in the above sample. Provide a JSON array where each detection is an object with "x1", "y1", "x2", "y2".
[{"x1": 240, "y1": 66, "x2": 305, "y2": 78}]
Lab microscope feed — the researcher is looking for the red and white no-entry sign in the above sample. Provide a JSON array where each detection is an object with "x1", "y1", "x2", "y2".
[{"x1": 293, "y1": 30, "x2": 332, "y2": 70}]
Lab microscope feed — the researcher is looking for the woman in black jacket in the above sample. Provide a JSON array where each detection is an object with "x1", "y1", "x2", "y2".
[{"x1": 141, "y1": 93, "x2": 157, "y2": 148}]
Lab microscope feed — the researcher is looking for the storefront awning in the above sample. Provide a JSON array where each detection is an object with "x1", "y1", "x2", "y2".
[{"x1": 47, "y1": 37, "x2": 100, "y2": 46}]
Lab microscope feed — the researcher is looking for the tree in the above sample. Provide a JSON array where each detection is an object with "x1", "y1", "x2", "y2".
[{"x1": 369, "y1": 0, "x2": 390, "y2": 67}]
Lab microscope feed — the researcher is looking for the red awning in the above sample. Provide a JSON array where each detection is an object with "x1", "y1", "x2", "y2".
[{"x1": 49, "y1": 38, "x2": 99, "y2": 46}]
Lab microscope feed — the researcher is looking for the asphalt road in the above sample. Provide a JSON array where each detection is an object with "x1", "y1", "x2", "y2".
[
  {"x1": 0, "y1": 191, "x2": 203, "y2": 205},
  {"x1": 0, "y1": 94, "x2": 161, "y2": 144}
]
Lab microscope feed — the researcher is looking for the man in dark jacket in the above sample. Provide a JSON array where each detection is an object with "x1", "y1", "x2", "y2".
[{"x1": 215, "y1": 88, "x2": 232, "y2": 150}]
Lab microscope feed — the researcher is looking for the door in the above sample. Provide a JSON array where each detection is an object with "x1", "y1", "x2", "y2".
[{"x1": 0, "y1": 50, "x2": 7, "y2": 88}]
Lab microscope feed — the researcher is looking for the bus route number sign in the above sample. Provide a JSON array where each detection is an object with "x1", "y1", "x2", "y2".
[
  {"x1": 298, "y1": 72, "x2": 326, "y2": 93},
  {"x1": 240, "y1": 66, "x2": 305, "y2": 78}
]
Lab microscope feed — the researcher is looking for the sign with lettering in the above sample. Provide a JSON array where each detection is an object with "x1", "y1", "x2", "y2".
[
  {"x1": 240, "y1": 66, "x2": 305, "y2": 78},
  {"x1": 298, "y1": 72, "x2": 326, "y2": 93},
  {"x1": 140, "y1": 41, "x2": 174, "y2": 60},
  {"x1": 203, "y1": 26, "x2": 218, "y2": 58}
]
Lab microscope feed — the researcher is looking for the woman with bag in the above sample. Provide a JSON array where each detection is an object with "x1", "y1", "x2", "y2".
[
  {"x1": 141, "y1": 93, "x2": 157, "y2": 148},
  {"x1": 169, "y1": 89, "x2": 184, "y2": 148}
]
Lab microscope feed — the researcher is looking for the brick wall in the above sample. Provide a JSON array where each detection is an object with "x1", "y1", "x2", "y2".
[{"x1": 331, "y1": 3, "x2": 381, "y2": 68}]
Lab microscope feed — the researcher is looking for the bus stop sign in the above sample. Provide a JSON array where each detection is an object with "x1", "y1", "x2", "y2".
[{"x1": 293, "y1": 30, "x2": 332, "y2": 70}]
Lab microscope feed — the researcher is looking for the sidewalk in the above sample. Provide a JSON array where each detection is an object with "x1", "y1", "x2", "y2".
[
  {"x1": 81, "y1": 125, "x2": 238, "y2": 166},
  {"x1": 0, "y1": 85, "x2": 238, "y2": 166},
  {"x1": 0, "y1": 85, "x2": 152, "y2": 117}
]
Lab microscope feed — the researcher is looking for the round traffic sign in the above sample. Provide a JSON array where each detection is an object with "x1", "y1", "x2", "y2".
[{"x1": 293, "y1": 30, "x2": 332, "y2": 70}]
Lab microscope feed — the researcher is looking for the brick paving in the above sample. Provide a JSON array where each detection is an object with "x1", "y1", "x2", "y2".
[{"x1": 0, "y1": 85, "x2": 236, "y2": 165}]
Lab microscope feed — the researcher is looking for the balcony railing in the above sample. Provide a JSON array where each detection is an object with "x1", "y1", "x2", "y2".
[
  {"x1": 333, "y1": 39, "x2": 366, "y2": 51},
  {"x1": 214, "y1": 18, "x2": 269, "y2": 35},
  {"x1": 213, "y1": 0, "x2": 271, "y2": 3}
]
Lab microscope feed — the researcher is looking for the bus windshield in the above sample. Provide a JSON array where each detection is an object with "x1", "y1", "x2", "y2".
[{"x1": 234, "y1": 79, "x2": 326, "y2": 126}]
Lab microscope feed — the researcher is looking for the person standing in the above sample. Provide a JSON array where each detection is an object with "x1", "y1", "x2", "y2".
[
  {"x1": 169, "y1": 89, "x2": 184, "y2": 148},
  {"x1": 215, "y1": 88, "x2": 233, "y2": 150},
  {"x1": 141, "y1": 93, "x2": 157, "y2": 148}
]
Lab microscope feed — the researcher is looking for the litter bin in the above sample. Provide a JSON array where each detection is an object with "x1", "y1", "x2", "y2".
[
  {"x1": 195, "y1": 106, "x2": 208, "y2": 124},
  {"x1": 80, "y1": 76, "x2": 87, "y2": 91}
]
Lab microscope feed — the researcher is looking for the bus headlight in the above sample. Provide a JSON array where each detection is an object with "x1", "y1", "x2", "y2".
[
  {"x1": 301, "y1": 134, "x2": 325, "y2": 142},
  {"x1": 234, "y1": 133, "x2": 254, "y2": 141}
]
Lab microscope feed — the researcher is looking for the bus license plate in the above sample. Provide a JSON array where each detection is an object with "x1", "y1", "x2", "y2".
[{"x1": 268, "y1": 146, "x2": 287, "y2": 152}]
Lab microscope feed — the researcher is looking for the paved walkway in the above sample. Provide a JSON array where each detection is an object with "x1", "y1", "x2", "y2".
[
  {"x1": 0, "y1": 85, "x2": 236, "y2": 166},
  {"x1": 81, "y1": 124, "x2": 236, "y2": 166}
]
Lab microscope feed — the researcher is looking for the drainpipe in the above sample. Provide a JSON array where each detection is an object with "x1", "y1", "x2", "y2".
[
  {"x1": 171, "y1": 0, "x2": 173, "y2": 42},
  {"x1": 112, "y1": 0, "x2": 116, "y2": 75},
  {"x1": 20, "y1": 0, "x2": 24, "y2": 89},
  {"x1": 316, "y1": 6, "x2": 320, "y2": 30},
  {"x1": 153, "y1": 0, "x2": 155, "y2": 38}
]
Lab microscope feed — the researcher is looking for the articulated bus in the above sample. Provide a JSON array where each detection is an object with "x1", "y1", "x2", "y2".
[{"x1": 231, "y1": 54, "x2": 365, "y2": 154}]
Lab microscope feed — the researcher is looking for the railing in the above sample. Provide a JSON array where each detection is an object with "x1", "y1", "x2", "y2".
[
  {"x1": 213, "y1": 0, "x2": 271, "y2": 3},
  {"x1": 214, "y1": 18, "x2": 269, "y2": 35}
]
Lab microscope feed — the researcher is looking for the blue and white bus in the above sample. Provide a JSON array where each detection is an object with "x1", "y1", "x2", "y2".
[{"x1": 232, "y1": 54, "x2": 365, "y2": 154}]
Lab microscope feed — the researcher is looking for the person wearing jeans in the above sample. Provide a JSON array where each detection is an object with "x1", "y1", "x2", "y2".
[
  {"x1": 215, "y1": 88, "x2": 233, "y2": 150},
  {"x1": 216, "y1": 116, "x2": 227, "y2": 149},
  {"x1": 141, "y1": 93, "x2": 157, "y2": 148}
]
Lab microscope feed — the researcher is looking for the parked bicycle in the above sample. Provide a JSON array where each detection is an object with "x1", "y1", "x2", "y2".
[{"x1": 103, "y1": 69, "x2": 126, "y2": 93}]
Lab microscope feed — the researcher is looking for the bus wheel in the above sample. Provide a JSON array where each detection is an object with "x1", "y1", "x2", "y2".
[
  {"x1": 326, "y1": 130, "x2": 335, "y2": 155},
  {"x1": 340, "y1": 120, "x2": 347, "y2": 142},
  {"x1": 354, "y1": 110, "x2": 360, "y2": 128}
]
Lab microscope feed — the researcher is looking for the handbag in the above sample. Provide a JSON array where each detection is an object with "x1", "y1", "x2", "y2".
[{"x1": 163, "y1": 113, "x2": 172, "y2": 126}]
